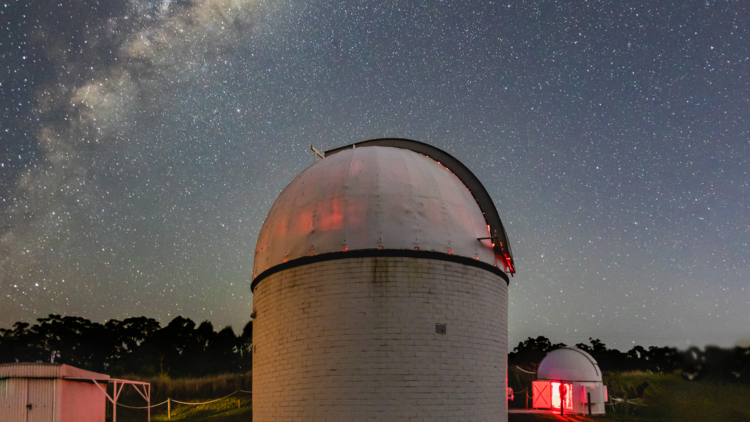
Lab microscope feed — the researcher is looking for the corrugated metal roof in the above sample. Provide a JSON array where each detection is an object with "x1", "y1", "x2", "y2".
[
  {"x1": 253, "y1": 146, "x2": 499, "y2": 278},
  {"x1": 0, "y1": 363, "x2": 109, "y2": 380}
]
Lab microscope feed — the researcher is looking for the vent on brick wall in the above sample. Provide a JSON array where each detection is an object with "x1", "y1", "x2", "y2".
[{"x1": 435, "y1": 324, "x2": 447, "y2": 334}]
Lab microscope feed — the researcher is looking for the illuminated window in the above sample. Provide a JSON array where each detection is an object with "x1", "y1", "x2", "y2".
[{"x1": 550, "y1": 382, "x2": 573, "y2": 410}]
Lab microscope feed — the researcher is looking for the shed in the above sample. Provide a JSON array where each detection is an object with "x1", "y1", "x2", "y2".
[
  {"x1": 532, "y1": 347, "x2": 608, "y2": 415},
  {"x1": 0, "y1": 363, "x2": 150, "y2": 422}
]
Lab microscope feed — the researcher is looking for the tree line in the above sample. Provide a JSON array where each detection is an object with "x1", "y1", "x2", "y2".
[
  {"x1": 0, "y1": 314, "x2": 252, "y2": 378},
  {"x1": 4, "y1": 316, "x2": 749, "y2": 382},
  {"x1": 509, "y1": 336, "x2": 750, "y2": 382}
]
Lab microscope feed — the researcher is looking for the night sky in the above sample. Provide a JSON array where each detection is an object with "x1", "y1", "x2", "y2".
[{"x1": 2, "y1": 0, "x2": 748, "y2": 351}]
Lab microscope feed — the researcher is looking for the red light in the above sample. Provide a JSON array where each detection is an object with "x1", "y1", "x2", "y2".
[
  {"x1": 414, "y1": 246, "x2": 420, "y2": 250},
  {"x1": 551, "y1": 382, "x2": 573, "y2": 410},
  {"x1": 283, "y1": 259, "x2": 288, "y2": 263},
  {"x1": 343, "y1": 247, "x2": 348, "y2": 251},
  {"x1": 378, "y1": 246, "x2": 383, "y2": 249},
  {"x1": 504, "y1": 253, "x2": 515, "y2": 273},
  {"x1": 475, "y1": 256, "x2": 479, "y2": 260},
  {"x1": 447, "y1": 250, "x2": 452, "y2": 255}
]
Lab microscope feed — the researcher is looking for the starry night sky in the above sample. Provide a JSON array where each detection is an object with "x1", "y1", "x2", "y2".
[{"x1": 2, "y1": 0, "x2": 748, "y2": 351}]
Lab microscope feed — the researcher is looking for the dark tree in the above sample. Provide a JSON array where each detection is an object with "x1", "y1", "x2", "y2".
[
  {"x1": 509, "y1": 336, "x2": 567, "y2": 370},
  {"x1": 0, "y1": 314, "x2": 250, "y2": 378}
]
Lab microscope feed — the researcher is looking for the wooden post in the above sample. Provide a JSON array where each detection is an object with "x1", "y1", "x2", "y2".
[
  {"x1": 168, "y1": 398, "x2": 171, "y2": 420},
  {"x1": 113, "y1": 380, "x2": 117, "y2": 422},
  {"x1": 237, "y1": 398, "x2": 241, "y2": 409},
  {"x1": 588, "y1": 392, "x2": 592, "y2": 415}
]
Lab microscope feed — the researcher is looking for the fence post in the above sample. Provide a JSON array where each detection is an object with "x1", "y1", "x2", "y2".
[
  {"x1": 238, "y1": 398, "x2": 241, "y2": 409},
  {"x1": 168, "y1": 398, "x2": 171, "y2": 420}
]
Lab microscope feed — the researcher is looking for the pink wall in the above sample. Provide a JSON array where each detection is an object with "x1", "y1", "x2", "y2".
[{"x1": 60, "y1": 380, "x2": 106, "y2": 422}]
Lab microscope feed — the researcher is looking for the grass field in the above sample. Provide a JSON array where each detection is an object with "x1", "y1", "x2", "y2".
[
  {"x1": 510, "y1": 369, "x2": 750, "y2": 422},
  {"x1": 112, "y1": 395, "x2": 252, "y2": 422},
  {"x1": 112, "y1": 371, "x2": 750, "y2": 422},
  {"x1": 602, "y1": 372, "x2": 750, "y2": 422}
]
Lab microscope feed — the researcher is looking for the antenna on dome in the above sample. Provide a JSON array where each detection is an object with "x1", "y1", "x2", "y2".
[{"x1": 311, "y1": 145, "x2": 325, "y2": 162}]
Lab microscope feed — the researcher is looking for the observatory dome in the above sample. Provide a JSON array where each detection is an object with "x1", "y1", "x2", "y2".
[
  {"x1": 251, "y1": 140, "x2": 514, "y2": 422},
  {"x1": 537, "y1": 347, "x2": 602, "y2": 382},
  {"x1": 253, "y1": 145, "x2": 506, "y2": 280}
]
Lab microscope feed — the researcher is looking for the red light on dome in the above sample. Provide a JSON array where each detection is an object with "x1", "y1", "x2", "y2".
[
  {"x1": 414, "y1": 246, "x2": 420, "y2": 250},
  {"x1": 503, "y1": 253, "x2": 515, "y2": 273},
  {"x1": 447, "y1": 250, "x2": 452, "y2": 255},
  {"x1": 284, "y1": 259, "x2": 288, "y2": 263},
  {"x1": 343, "y1": 247, "x2": 348, "y2": 251}
]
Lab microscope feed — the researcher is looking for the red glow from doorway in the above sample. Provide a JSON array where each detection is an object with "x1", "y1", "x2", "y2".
[{"x1": 551, "y1": 382, "x2": 573, "y2": 410}]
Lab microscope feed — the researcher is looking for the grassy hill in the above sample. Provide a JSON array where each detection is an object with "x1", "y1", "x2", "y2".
[{"x1": 510, "y1": 367, "x2": 750, "y2": 422}]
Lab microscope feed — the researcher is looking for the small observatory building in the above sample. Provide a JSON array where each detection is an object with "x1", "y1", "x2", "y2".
[
  {"x1": 0, "y1": 363, "x2": 108, "y2": 422},
  {"x1": 251, "y1": 139, "x2": 515, "y2": 421},
  {"x1": 532, "y1": 347, "x2": 608, "y2": 415}
]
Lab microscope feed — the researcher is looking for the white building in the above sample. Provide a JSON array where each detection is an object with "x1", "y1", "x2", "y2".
[
  {"x1": 251, "y1": 139, "x2": 515, "y2": 422},
  {"x1": 0, "y1": 363, "x2": 150, "y2": 422},
  {"x1": 0, "y1": 363, "x2": 108, "y2": 422},
  {"x1": 532, "y1": 347, "x2": 608, "y2": 415}
]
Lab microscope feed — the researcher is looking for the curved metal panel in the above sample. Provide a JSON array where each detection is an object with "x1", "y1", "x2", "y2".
[{"x1": 326, "y1": 138, "x2": 515, "y2": 273}]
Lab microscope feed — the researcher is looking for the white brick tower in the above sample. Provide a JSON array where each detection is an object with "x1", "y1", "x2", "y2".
[{"x1": 251, "y1": 139, "x2": 515, "y2": 422}]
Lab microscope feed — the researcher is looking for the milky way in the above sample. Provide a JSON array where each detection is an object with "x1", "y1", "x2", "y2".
[{"x1": 2, "y1": 0, "x2": 749, "y2": 350}]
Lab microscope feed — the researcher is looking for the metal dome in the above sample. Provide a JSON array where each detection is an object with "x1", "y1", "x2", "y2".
[
  {"x1": 252, "y1": 143, "x2": 512, "y2": 282},
  {"x1": 537, "y1": 347, "x2": 603, "y2": 382}
]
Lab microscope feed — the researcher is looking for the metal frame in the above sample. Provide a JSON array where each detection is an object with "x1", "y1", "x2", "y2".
[
  {"x1": 66, "y1": 377, "x2": 151, "y2": 422},
  {"x1": 326, "y1": 138, "x2": 515, "y2": 274}
]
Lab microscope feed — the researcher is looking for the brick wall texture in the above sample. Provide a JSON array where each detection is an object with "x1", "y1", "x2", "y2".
[{"x1": 252, "y1": 256, "x2": 509, "y2": 422}]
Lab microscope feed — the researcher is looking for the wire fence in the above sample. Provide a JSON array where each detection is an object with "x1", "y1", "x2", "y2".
[{"x1": 116, "y1": 390, "x2": 252, "y2": 409}]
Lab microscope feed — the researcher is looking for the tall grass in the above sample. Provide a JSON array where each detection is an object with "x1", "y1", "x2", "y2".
[
  {"x1": 603, "y1": 372, "x2": 750, "y2": 422},
  {"x1": 115, "y1": 372, "x2": 252, "y2": 405}
]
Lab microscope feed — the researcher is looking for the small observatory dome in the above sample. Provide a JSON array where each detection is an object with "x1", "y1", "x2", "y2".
[
  {"x1": 251, "y1": 139, "x2": 515, "y2": 422},
  {"x1": 538, "y1": 347, "x2": 602, "y2": 382},
  {"x1": 533, "y1": 347, "x2": 607, "y2": 415}
]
